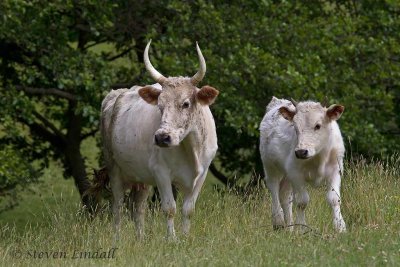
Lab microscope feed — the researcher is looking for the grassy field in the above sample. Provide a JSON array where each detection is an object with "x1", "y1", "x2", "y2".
[{"x1": 0, "y1": 153, "x2": 399, "y2": 266}]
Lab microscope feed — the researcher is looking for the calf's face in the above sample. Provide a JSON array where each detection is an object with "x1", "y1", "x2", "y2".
[
  {"x1": 279, "y1": 102, "x2": 344, "y2": 159},
  {"x1": 139, "y1": 78, "x2": 218, "y2": 147}
]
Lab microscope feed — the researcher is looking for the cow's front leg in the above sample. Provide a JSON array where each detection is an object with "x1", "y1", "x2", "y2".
[
  {"x1": 293, "y1": 184, "x2": 309, "y2": 232},
  {"x1": 155, "y1": 177, "x2": 177, "y2": 238},
  {"x1": 182, "y1": 170, "x2": 207, "y2": 235},
  {"x1": 327, "y1": 173, "x2": 346, "y2": 232}
]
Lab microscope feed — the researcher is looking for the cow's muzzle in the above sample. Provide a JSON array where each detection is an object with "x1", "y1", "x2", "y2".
[
  {"x1": 155, "y1": 133, "x2": 172, "y2": 147},
  {"x1": 295, "y1": 149, "x2": 310, "y2": 159}
]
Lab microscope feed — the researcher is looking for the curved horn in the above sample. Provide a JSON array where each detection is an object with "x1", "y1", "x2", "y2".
[
  {"x1": 290, "y1": 98, "x2": 298, "y2": 107},
  {"x1": 191, "y1": 42, "x2": 206, "y2": 85},
  {"x1": 144, "y1": 40, "x2": 166, "y2": 83}
]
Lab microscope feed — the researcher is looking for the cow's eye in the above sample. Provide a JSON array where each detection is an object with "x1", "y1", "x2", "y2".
[
  {"x1": 182, "y1": 101, "x2": 190, "y2": 109},
  {"x1": 314, "y1": 124, "x2": 321, "y2": 130}
]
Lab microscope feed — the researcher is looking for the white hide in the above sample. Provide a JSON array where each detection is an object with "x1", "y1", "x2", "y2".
[
  {"x1": 260, "y1": 96, "x2": 346, "y2": 232},
  {"x1": 101, "y1": 83, "x2": 218, "y2": 238}
]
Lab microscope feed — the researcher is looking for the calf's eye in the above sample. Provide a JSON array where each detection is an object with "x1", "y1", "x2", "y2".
[
  {"x1": 314, "y1": 124, "x2": 321, "y2": 130},
  {"x1": 182, "y1": 101, "x2": 190, "y2": 109}
]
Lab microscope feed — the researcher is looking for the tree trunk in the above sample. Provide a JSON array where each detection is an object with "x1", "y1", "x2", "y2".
[
  {"x1": 63, "y1": 101, "x2": 96, "y2": 213},
  {"x1": 64, "y1": 142, "x2": 96, "y2": 212}
]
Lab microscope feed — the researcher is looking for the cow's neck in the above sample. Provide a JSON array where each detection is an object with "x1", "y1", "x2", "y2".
[
  {"x1": 182, "y1": 111, "x2": 208, "y2": 170},
  {"x1": 181, "y1": 131, "x2": 203, "y2": 177}
]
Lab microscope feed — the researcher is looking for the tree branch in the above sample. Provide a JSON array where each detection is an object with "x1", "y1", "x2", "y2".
[
  {"x1": 107, "y1": 46, "x2": 134, "y2": 61},
  {"x1": 17, "y1": 117, "x2": 65, "y2": 149},
  {"x1": 110, "y1": 69, "x2": 147, "y2": 89},
  {"x1": 32, "y1": 110, "x2": 66, "y2": 141},
  {"x1": 15, "y1": 85, "x2": 77, "y2": 101},
  {"x1": 110, "y1": 82, "x2": 134, "y2": 89},
  {"x1": 83, "y1": 39, "x2": 108, "y2": 51},
  {"x1": 81, "y1": 128, "x2": 99, "y2": 140}
]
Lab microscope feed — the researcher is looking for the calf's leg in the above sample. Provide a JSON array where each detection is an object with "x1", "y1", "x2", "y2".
[
  {"x1": 264, "y1": 169, "x2": 285, "y2": 229},
  {"x1": 293, "y1": 184, "x2": 309, "y2": 231},
  {"x1": 279, "y1": 178, "x2": 293, "y2": 228},
  {"x1": 327, "y1": 173, "x2": 346, "y2": 232}
]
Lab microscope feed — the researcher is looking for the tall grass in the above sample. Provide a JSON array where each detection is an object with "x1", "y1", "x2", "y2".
[{"x1": 0, "y1": 158, "x2": 399, "y2": 266}]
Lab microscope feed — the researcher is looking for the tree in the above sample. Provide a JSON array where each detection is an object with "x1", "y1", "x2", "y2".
[{"x1": 0, "y1": 1, "x2": 127, "y2": 210}]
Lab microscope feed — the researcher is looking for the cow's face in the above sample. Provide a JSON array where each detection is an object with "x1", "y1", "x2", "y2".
[
  {"x1": 279, "y1": 101, "x2": 344, "y2": 159},
  {"x1": 138, "y1": 78, "x2": 218, "y2": 147},
  {"x1": 138, "y1": 40, "x2": 218, "y2": 147}
]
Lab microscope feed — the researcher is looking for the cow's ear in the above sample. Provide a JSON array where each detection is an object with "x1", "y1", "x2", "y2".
[
  {"x1": 326, "y1": 104, "x2": 344, "y2": 121},
  {"x1": 138, "y1": 86, "x2": 161, "y2": 105},
  {"x1": 279, "y1": 106, "x2": 295, "y2": 121},
  {"x1": 196, "y1": 86, "x2": 219, "y2": 105}
]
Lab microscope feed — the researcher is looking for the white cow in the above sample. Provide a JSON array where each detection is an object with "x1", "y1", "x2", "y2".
[
  {"x1": 260, "y1": 96, "x2": 346, "y2": 232},
  {"x1": 101, "y1": 40, "x2": 219, "y2": 239}
]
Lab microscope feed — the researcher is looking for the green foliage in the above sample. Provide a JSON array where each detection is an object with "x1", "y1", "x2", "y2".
[{"x1": 0, "y1": 145, "x2": 37, "y2": 212}]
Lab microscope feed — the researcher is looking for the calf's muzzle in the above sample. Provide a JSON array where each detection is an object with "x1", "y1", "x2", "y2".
[{"x1": 295, "y1": 149, "x2": 309, "y2": 159}]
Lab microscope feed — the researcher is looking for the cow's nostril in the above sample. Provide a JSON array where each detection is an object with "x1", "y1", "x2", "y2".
[
  {"x1": 155, "y1": 133, "x2": 171, "y2": 147},
  {"x1": 163, "y1": 135, "x2": 171, "y2": 144},
  {"x1": 295, "y1": 149, "x2": 309, "y2": 159}
]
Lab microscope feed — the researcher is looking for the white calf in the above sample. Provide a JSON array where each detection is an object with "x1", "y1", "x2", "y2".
[{"x1": 260, "y1": 96, "x2": 346, "y2": 232}]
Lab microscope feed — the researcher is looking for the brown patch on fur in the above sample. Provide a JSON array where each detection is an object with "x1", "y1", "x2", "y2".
[
  {"x1": 327, "y1": 105, "x2": 344, "y2": 121},
  {"x1": 138, "y1": 86, "x2": 161, "y2": 105},
  {"x1": 131, "y1": 183, "x2": 148, "y2": 191},
  {"x1": 279, "y1": 106, "x2": 295, "y2": 121},
  {"x1": 196, "y1": 85, "x2": 219, "y2": 105},
  {"x1": 84, "y1": 166, "x2": 111, "y2": 203}
]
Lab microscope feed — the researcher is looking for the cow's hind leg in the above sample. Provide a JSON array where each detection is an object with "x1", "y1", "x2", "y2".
[
  {"x1": 279, "y1": 178, "x2": 293, "y2": 228},
  {"x1": 129, "y1": 185, "x2": 150, "y2": 239},
  {"x1": 110, "y1": 168, "x2": 125, "y2": 242},
  {"x1": 264, "y1": 168, "x2": 285, "y2": 230}
]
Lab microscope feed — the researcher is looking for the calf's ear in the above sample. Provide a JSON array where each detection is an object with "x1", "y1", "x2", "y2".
[
  {"x1": 279, "y1": 106, "x2": 295, "y2": 121},
  {"x1": 326, "y1": 104, "x2": 344, "y2": 121},
  {"x1": 196, "y1": 85, "x2": 219, "y2": 105},
  {"x1": 138, "y1": 86, "x2": 161, "y2": 105}
]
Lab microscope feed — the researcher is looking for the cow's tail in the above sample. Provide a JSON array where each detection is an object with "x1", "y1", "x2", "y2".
[{"x1": 84, "y1": 166, "x2": 111, "y2": 206}]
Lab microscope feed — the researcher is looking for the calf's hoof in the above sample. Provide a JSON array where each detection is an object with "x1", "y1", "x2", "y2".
[{"x1": 273, "y1": 225, "x2": 285, "y2": 231}]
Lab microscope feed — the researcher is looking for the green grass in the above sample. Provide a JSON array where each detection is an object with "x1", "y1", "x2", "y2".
[{"x1": 0, "y1": 156, "x2": 399, "y2": 266}]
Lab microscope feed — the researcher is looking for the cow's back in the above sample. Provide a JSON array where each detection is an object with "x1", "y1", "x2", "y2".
[{"x1": 101, "y1": 85, "x2": 161, "y2": 182}]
